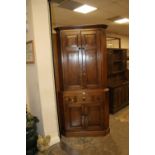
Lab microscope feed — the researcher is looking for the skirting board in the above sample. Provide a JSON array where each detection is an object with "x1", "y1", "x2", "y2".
[{"x1": 49, "y1": 136, "x2": 60, "y2": 146}]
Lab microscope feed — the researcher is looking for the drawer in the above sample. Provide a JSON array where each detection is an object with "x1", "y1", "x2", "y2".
[{"x1": 63, "y1": 89, "x2": 107, "y2": 104}]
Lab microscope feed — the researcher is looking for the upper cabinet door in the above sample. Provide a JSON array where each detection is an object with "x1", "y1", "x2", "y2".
[
  {"x1": 81, "y1": 30, "x2": 102, "y2": 89},
  {"x1": 61, "y1": 30, "x2": 83, "y2": 90}
]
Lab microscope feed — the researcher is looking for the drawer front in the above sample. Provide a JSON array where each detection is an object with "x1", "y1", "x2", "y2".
[{"x1": 63, "y1": 90, "x2": 105, "y2": 105}]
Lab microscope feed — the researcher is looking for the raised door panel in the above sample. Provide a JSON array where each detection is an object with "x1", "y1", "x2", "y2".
[
  {"x1": 64, "y1": 102, "x2": 84, "y2": 131},
  {"x1": 61, "y1": 31, "x2": 82, "y2": 90},
  {"x1": 85, "y1": 103, "x2": 104, "y2": 130},
  {"x1": 110, "y1": 83, "x2": 129, "y2": 113},
  {"x1": 81, "y1": 30, "x2": 102, "y2": 89},
  {"x1": 114, "y1": 87, "x2": 121, "y2": 107},
  {"x1": 123, "y1": 83, "x2": 129, "y2": 104}
]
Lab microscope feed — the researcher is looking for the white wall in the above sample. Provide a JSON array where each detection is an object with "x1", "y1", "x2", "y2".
[
  {"x1": 26, "y1": 0, "x2": 60, "y2": 145},
  {"x1": 26, "y1": 0, "x2": 44, "y2": 134}
]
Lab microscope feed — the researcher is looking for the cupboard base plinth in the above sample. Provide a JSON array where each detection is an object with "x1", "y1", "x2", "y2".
[{"x1": 62, "y1": 128, "x2": 110, "y2": 137}]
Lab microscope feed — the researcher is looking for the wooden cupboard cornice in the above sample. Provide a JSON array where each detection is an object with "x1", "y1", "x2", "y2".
[{"x1": 54, "y1": 24, "x2": 108, "y2": 31}]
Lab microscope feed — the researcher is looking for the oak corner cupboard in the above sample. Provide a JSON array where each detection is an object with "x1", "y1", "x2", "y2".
[{"x1": 54, "y1": 24, "x2": 109, "y2": 137}]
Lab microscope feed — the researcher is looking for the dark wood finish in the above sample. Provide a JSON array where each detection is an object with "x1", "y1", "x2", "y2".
[
  {"x1": 81, "y1": 30, "x2": 102, "y2": 89},
  {"x1": 125, "y1": 69, "x2": 129, "y2": 80},
  {"x1": 63, "y1": 89, "x2": 109, "y2": 131},
  {"x1": 52, "y1": 33, "x2": 64, "y2": 135},
  {"x1": 107, "y1": 48, "x2": 129, "y2": 113},
  {"x1": 55, "y1": 24, "x2": 108, "y2": 31},
  {"x1": 61, "y1": 30, "x2": 82, "y2": 90},
  {"x1": 64, "y1": 128, "x2": 110, "y2": 137},
  {"x1": 54, "y1": 25, "x2": 109, "y2": 136},
  {"x1": 109, "y1": 81, "x2": 129, "y2": 113}
]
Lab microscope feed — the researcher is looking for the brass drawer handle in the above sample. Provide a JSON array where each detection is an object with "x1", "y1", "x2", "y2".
[{"x1": 104, "y1": 88, "x2": 109, "y2": 92}]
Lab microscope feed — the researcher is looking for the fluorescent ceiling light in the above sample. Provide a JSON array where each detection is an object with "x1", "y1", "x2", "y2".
[
  {"x1": 114, "y1": 18, "x2": 129, "y2": 24},
  {"x1": 73, "y1": 4, "x2": 97, "y2": 14}
]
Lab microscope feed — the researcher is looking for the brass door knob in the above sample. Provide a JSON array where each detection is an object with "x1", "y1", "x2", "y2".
[{"x1": 82, "y1": 92, "x2": 86, "y2": 95}]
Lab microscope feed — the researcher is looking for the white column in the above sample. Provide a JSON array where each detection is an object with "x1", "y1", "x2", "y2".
[{"x1": 29, "y1": 0, "x2": 60, "y2": 145}]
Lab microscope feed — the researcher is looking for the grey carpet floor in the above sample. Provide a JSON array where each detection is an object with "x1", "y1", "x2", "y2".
[{"x1": 46, "y1": 106, "x2": 129, "y2": 155}]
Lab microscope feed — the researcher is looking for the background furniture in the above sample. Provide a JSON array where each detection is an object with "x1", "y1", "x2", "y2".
[
  {"x1": 106, "y1": 37, "x2": 121, "y2": 48},
  {"x1": 54, "y1": 24, "x2": 110, "y2": 136},
  {"x1": 107, "y1": 48, "x2": 129, "y2": 113}
]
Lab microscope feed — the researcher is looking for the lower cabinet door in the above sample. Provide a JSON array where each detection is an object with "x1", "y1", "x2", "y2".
[
  {"x1": 64, "y1": 102, "x2": 105, "y2": 131},
  {"x1": 64, "y1": 103, "x2": 85, "y2": 131},
  {"x1": 63, "y1": 89, "x2": 109, "y2": 134},
  {"x1": 84, "y1": 103, "x2": 104, "y2": 130}
]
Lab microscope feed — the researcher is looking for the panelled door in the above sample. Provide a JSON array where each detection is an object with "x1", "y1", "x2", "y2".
[
  {"x1": 84, "y1": 103, "x2": 104, "y2": 130},
  {"x1": 61, "y1": 29, "x2": 103, "y2": 90},
  {"x1": 81, "y1": 30, "x2": 102, "y2": 89},
  {"x1": 64, "y1": 102, "x2": 84, "y2": 131},
  {"x1": 64, "y1": 103, "x2": 104, "y2": 131},
  {"x1": 61, "y1": 30, "x2": 83, "y2": 90}
]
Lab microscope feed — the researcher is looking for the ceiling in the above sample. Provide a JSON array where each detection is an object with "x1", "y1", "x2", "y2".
[{"x1": 51, "y1": 0, "x2": 129, "y2": 35}]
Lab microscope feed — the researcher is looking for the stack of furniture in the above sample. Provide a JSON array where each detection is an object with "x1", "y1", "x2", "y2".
[
  {"x1": 107, "y1": 48, "x2": 129, "y2": 113},
  {"x1": 54, "y1": 24, "x2": 110, "y2": 136}
]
